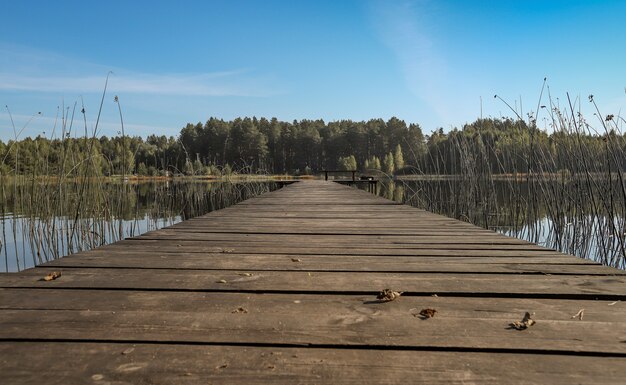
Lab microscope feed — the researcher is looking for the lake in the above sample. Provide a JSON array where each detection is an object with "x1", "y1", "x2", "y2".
[
  {"x1": 376, "y1": 178, "x2": 625, "y2": 269},
  {"x1": 0, "y1": 180, "x2": 276, "y2": 272}
]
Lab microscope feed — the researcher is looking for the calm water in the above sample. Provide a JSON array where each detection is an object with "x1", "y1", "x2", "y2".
[
  {"x1": 0, "y1": 180, "x2": 276, "y2": 272},
  {"x1": 371, "y1": 179, "x2": 626, "y2": 269},
  {"x1": 1, "y1": 214, "x2": 178, "y2": 272}
]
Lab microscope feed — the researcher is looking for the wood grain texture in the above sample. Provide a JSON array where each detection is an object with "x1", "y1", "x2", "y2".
[
  {"x1": 1, "y1": 180, "x2": 625, "y2": 384},
  {"x1": 4, "y1": 267, "x2": 626, "y2": 297},
  {"x1": 1, "y1": 289, "x2": 624, "y2": 354},
  {"x1": 3, "y1": 342, "x2": 626, "y2": 385},
  {"x1": 42, "y1": 254, "x2": 611, "y2": 273}
]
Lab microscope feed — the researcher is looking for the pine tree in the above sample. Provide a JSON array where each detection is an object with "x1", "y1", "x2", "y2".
[
  {"x1": 338, "y1": 155, "x2": 357, "y2": 171},
  {"x1": 394, "y1": 144, "x2": 404, "y2": 170},
  {"x1": 383, "y1": 152, "x2": 394, "y2": 174},
  {"x1": 371, "y1": 156, "x2": 381, "y2": 170}
]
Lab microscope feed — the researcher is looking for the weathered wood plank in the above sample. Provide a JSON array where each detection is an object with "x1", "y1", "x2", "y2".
[
  {"x1": 4, "y1": 268, "x2": 626, "y2": 298},
  {"x1": 168, "y1": 222, "x2": 490, "y2": 231},
  {"x1": 133, "y1": 228, "x2": 528, "y2": 237},
  {"x1": 129, "y1": 231, "x2": 526, "y2": 243},
  {"x1": 4, "y1": 289, "x2": 622, "y2": 323},
  {"x1": 1, "y1": 289, "x2": 624, "y2": 354},
  {"x1": 134, "y1": 232, "x2": 537, "y2": 244},
  {"x1": 97, "y1": 241, "x2": 565, "y2": 256},
  {"x1": 2, "y1": 342, "x2": 624, "y2": 385},
  {"x1": 42, "y1": 254, "x2": 611, "y2": 273}
]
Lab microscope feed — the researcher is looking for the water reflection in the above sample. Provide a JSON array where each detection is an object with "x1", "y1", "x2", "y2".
[
  {"x1": 371, "y1": 179, "x2": 625, "y2": 269},
  {"x1": 1, "y1": 214, "x2": 179, "y2": 272},
  {"x1": 1, "y1": 180, "x2": 275, "y2": 272}
]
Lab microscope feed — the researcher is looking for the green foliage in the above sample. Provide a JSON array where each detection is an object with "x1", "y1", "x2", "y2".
[
  {"x1": 383, "y1": 152, "x2": 394, "y2": 174},
  {"x1": 223, "y1": 163, "x2": 232, "y2": 176},
  {"x1": 394, "y1": 144, "x2": 404, "y2": 170},
  {"x1": 364, "y1": 155, "x2": 381, "y2": 172},
  {"x1": 0, "y1": 117, "x2": 426, "y2": 176},
  {"x1": 193, "y1": 159, "x2": 205, "y2": 175},
  {"x1": 2, "y1": 116, "x2": 625, "y2": 177},
  {"x1": 207, "y1": 164, "x2": 221, "y2": 176},
  {"x1": 137, "y1": 162, "x2": 148, "y2": 176},
  {"x1": 183, "y1": 160, "x2": 194, "y2": 176},
  {"x1": 337, "y1": 155, "x2": 357, "y2": 171}
]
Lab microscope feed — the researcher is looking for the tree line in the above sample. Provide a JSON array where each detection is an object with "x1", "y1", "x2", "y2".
[{"x1": 0, "y1": 116, "x2": 624, "y2": 177}]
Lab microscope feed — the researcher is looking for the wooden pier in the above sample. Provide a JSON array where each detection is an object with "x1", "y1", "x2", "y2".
[{"x1": 1, "y1": 180, "x2": 625, "y2": 383}]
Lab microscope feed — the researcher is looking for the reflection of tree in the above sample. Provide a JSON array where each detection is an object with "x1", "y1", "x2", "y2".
[
  {"x1": 0, "y1": 180, "x2": 275, "y2": 272},
  {"x1": 388, "y1": 178, "x2": 625, "y2": 269}
]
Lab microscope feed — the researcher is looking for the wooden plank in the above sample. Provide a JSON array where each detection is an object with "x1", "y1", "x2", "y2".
[
  {"x1": 4, "y1": 289, "x2": 623, "y2": 323},
  {"x1": 132, "y1": 228, "x2": 523, "y2": 237},
  {"x1": 208, "y1": 206, "x2": 431, "y2": 213},
  {"x1": 202, "y1": 211, "x2": 473, "y2": 219},
  {"x1": 2, "y1": 342, "x2": 624, "y2": 385},
  {"x1": 131, "y1": 231, "x2": 516, "y2": 242},
  {"x1": 4, "y1": 268, "x2": 626, "y2": 298},
  {"x1": 142, "y1": 225, "x2": 518, "y2": 235},
  {"x1": 197, "y1": 209, "x2": 456, "y2": 215},
  {"x1": 171, "y1": 225, "x2": 486, "y2": 232},
  {"x1": 131, "y1": 232, "x2": 534, "y2": 244},
  {"x1": 42, "y1": 254, "x2": 611, "y2": 273},
  {"x1": 1, "y1": 290, "x2": 625, "y2": 354},
  {"x1": 169, "y1": 221, "x2": 489, "y2": 230},
  {"x1": 97, "y1": 241, "x2": 565, "y2": 256}
]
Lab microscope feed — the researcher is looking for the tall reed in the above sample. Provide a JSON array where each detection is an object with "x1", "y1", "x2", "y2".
[
  {"x1": 1, "y1": 86, "x2": 277, "y2": 272},
  {"x1": 389, "y1": 91, "x2": 625, "y2": 269}
]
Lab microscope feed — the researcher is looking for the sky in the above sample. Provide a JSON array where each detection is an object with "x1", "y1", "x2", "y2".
[{"x1": 1, "y1": 0, "x2": 625, "y2": 141}]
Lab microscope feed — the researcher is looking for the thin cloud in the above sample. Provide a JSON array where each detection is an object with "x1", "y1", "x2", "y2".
[
  {"x1": 0, "y1": 71, "x2": 278, "y2": 97},
  {"x1": 369, "y1": 0, "x2": 457, "y2": 125},
  {"x1": 0, "y1": 111, "x2": 178, "y2": 140},
  {"x1": 0, "y1": 44, "x2": 282, "y2": 97}
]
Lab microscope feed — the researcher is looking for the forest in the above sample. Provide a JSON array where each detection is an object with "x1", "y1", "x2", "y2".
[{"x1": 0, "y1": 116, "x2": 624, "y2": 177}]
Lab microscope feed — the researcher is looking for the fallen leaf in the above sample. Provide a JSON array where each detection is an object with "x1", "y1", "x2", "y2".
[
  {"x1": 267, "y1": 365, "x2": 276, "y2": 370},
  {"x1": 291, "y1": 258, "x2": 301, "y2": 262},
  {"x1": 418, "y1": 308, "x2": 437, "y2": 319},
  {"x1": 238, "y1": 273, "x2": 253, "y2": 277},
  {"x1": 510, "y1": 312, "x2": 536, "y2": 330},
  {"x1": 376, "y1": 288, "x2": 403, "y2": 302},
  {"x1": 216, "y1": 279, "x2": 228, "y2": 284},
  {"x1": 40, "y1": 271, "x2": 62, "y2": 281},
  {"x1": 215, "y1": 364, "x2": 228, "y2": 370},
  {"x1": 608, "y1": 301, "x2": 619, "y2": 306},
  {"x1": 571, "y1": 309, "x2": 584, "y2": 320},
  {"x1": 232, "y1": 307, "x2": 248, "y2": 314}
]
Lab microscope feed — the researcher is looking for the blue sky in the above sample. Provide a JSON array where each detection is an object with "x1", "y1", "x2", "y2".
[{"x1": 1, "y1": 0, "x2": 625, "y2": 140}]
